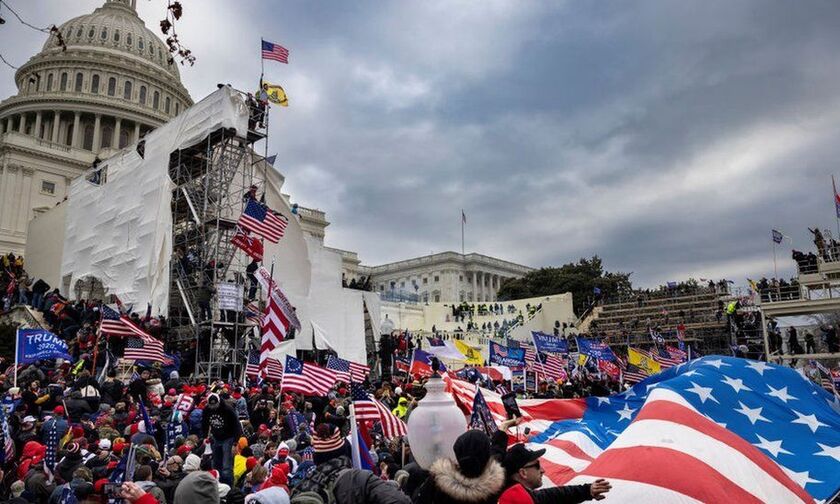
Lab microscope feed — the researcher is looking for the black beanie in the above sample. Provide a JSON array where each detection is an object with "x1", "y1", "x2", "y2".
[{"x1": 453, "y1": 429, "x2": 491, "y2": 478}]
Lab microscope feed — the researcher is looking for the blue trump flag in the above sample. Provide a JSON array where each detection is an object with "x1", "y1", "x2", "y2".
[
  {"x1": 531, "y1": 331, "x2": 568, "y2": 354},
  {"x1": 489, "y1": 342, "x2": 526, "y2": 368},
  {"x1": 575, "y1": 337, "x2": 616, "y2": 362},
  {"x1": 17, "y1": 328, "x2": 71, "y2": 364}
]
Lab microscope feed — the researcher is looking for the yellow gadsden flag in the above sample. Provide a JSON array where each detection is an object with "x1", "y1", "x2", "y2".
[
  {"x1": 260, "y1": 82, "x2": 288, "y2": 107},
  {"x1": 628, "y1": 347, "x2": 661, "y2": 375},
  {"x1": 454, "y1": 340, "x2": 484, "y2": 365}
]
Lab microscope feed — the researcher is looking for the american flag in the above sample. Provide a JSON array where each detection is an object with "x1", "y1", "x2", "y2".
[
  {"x1": 260, "y1": 294, "x2": 289, "y2": 377},
  {"x1": 622, "y1": 362, "x2": 649, "y2": 384},
  {"x1": 282, "y1": 355, "x2": 335, "y2": 396},
  {"x1": 653, "y1": 347, "x2": 682, "y2": 369},
  {"x1": 0, "y1": 403, "x2": 13, "y2": 464},
  {"x1": 261, "y1": 39, "x2": 289, "y2": 64},
  {"x1": 246, "y1": 349, "x2": 282, "y2": 381},
  {"x1": 100, "y1": 305, "x2": 135, "y2": 336},
  {"x1": 300, "y1": 446, "x2": 314, "y2": 462},
  {"x1": 124, "y1": 335, "x2": 165, "y2": 363},
  {"x1": 350, "y1": 383, "x2": 406, "y2": 438},
  {"x1": 530, "y1": 352, "x2": 567, "y2": 381},
  {"x1": 238, "y1": 199, "x2": 288, "y2": 243},
  {"x1": 245, "y1": 302, "x2": 264, "y2": 325},
  {"x1": 394, "y1": 356, "x2": 410, "y2": 373},
  {"x1": 326, "y1": 355, "x2": 370, "y2": 384},
  {"x1": 447, "y1": 357, "x2": 840, "y2": 502}
]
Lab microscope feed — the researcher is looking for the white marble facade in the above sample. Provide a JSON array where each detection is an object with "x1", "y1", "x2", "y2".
[
  {"x1": 0, "y1": 0, "x2": 192, "y2": 255},
  {"x1": 349, "y1": 251, "x2": 532, "y2": 303}
]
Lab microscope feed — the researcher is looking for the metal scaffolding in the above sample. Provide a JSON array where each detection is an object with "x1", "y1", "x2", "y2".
[{"x1": 167, "y1": 110, "x2": 269, "y2": 380}]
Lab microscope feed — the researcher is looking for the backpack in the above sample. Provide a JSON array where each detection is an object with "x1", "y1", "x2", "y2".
[{"x1": 290, "y1": 456, "x2": 350, "y2": 504}]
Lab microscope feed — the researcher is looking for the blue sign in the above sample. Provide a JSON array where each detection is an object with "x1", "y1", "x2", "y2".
[
  {"x1": 576, "y1": 337, "x2": 616, "y2": 362},
  {"x1": 489, "y1": 342, "x2": 526, "y2": 368},
  {"x1": 531, "y1": 331, "x2": 568, "y2": 354},
  {"x1": 17, "y1": 329, "x2": 71, "y2": 364}
]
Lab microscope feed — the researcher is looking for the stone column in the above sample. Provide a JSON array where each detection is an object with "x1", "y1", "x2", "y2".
[
  {"x1": 18, "y1": 113, "x2": 26, "y2": 133},
  {"x1": 5, "y1": 116, "x2": 12, "y2": 133},
  {"x1": 471, "y1": 271, "x2": 477, "y2": 302},
  {"x1": 134, "y1": 122, "x2": 140, "y2": 143},
  {"x1": 92, "y1": 114, "x2": 102, "y2": 153},
  {"x1": 18, "y1": 168, "x2": 34, "y2": 233},
  {"x1": 51, "y1": 111, "x2": 61, "y2": 142},
  {"x1": 113, "y1": 118, "x2": 122, "y2": 149},
  {"x1": 72, "y1": 112, "x2": 81, "y2": 148},
  {"x1": 33, "y1": 112, "x2": 42, "y2": 139}
]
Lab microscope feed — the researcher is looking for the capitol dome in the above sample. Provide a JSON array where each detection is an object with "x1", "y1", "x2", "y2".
[{"x1": 0, "y1": 0, "x2": 192, "y2": 159}]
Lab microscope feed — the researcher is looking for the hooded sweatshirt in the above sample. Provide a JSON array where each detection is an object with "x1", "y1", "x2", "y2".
[{"x1": 174, "y1": 472, "x2": 220, "y2": 504}]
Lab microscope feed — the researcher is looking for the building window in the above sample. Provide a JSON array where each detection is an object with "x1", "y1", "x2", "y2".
[
  {"x1": 65, "y1": 123, "x2": 73, "y2": 146},
  {"x1": 379, "y1": 285, "x2": 384, "y2": 291},
  {"x1": 149, "y1": 44, "x2": 155, "y2": 56},
  {"x1": 101, "y1": 125, "x2": 113, "y2": 149},
  {"x1": 88, "y1": 27, "x2": 95, "y2": 38},
  {"x1": 152, "y1": 91, "x2": 159, "y2": 110},
  {"x1": 60, "y1": 72, "x2": 68, "y2": 91},
  {"x1": 101, "y1": 27, "x2": 108, "y2": 40},
  {"x1": 108, "y1": 77, "x2": 116, "y2": 96},
  {"x1": 46, "y1": 73, "x2": 53, "y2": 91},
  {"x1": 139, "y1": 86, "x2": 147, "y2": 105},
  {"x1": 423, "y1": 278, "x2": 428, "y2": 285},
  {"x1": 138, "y1": 37, "x2": 144, "y2": 50},
  {"x1": 91, "y1": 74, "x2": 99, "y2": 94},
  {"x1": 400, "y1": 282, "x2": 405, "y2": 288},
  {"x1": 113, "y1": 29, "x2": 120, "y2": 42},
  {"x1": 119, "y1": 128, "x2": 129, "y2": 148},
  {"x1": 126, "y1": 33, "x2": 133, "y2": 46},
  {"x1": 435, "y1": 294, "x2": 441, "y2": 302},
  {"x1": 83, "y1": 123, "x2": 94, "y2": 150},
  {"x1": 75, "y1": 72, "x2": 83, "y2": 92},
  {"x1": 434, "y1": 276, "x2": 440, "y2": 282},
  {"x1": 76, "y1": 26, "x2": 83, "y2": 38},
  {"x1": 165, "y1": 96, "x2": 171, "y2": 114},
  {"x1": 459, "y1": 275, "x2": 463, "y2": 282},
  {"x1": 124, "y1": 81, "x2": 132, "y2": 100},
  {"x1": 175, "y1": 102, "x2": 180, "y2": 115},
  {"x1": 41, "y1": 180, "x2": 56, "y2": 195}
]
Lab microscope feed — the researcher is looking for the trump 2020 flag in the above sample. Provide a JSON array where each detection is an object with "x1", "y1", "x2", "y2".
[
  {"x1": 532, "y1": 331, "x2": 568, "y2": 354},
  {"x1": 17, "y1": 329, "x2": 71, "y2": 364},
  {"x1": 489, "y1": 342, "x2": 526, "y2": 368},
  {"x1": 576, "y1": 337, "x2": 616, "y2": 362}
]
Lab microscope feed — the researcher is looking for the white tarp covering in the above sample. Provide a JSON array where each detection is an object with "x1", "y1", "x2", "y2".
[{"x1": 60, "y1": 87, "x2": 248, "y2": 314}]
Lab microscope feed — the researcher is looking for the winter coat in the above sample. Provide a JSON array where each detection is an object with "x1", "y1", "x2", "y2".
[
  {"x1": 202, "y1": 402, "x2": 242, "y2": 440},
  {"x1": 137, "y1": 480, "x2": 168, "y2": 504},
  {"x1": 243, "y1": 487, "x2": 289, "y2": 504},
  {"x1": 411, "y1": 457, "x2": 506, "y2": 504},
  {"x1": 55, "y1": 452, "x2": 84, "y2": 484},
  {"x1": 155, "y1": 471, "x2": 186, "y2": 504},
  {"x1": 333, "y1": 469, "x2": 411, "y2": 504}
]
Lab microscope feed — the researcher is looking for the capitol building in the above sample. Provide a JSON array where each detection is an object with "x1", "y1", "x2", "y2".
[
  {"x1": 0, "y1": 0, "x2": 531, "y2": 305},
  {"x1": 0, "y1": 0, "x2": 192, "y2": 255}
]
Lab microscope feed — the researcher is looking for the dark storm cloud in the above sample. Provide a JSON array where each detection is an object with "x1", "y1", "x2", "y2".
[{"x1": 3, "y1": 1, "x2": 840, "y2": 287}]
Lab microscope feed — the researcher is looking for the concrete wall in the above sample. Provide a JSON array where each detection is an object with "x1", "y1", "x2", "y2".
[
  {"x1": 379, "y1": 292, "x2": 577, "y2": 336},
  {"x1": 24, "y1": 202, "x2": 66, "y2": 289}
]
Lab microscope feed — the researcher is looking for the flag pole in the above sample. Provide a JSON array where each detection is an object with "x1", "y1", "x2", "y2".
[
  {"x1": 13, "y1": 327, "x2": 19, "y2": 388},
  {"x1": 833, "y1": 176, "x2": 840, "y2": 240},
  {"x1": 461, "y1": 210, "x2": 465, "y2": 255},
  {"x1": 349, "y1": 403, "x2": 362, "y2": 469}
]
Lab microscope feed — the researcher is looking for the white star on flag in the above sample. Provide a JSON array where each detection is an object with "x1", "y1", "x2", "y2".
[
  {"x1": 722, "y1": 376, "x2": 752, "y2": 393},
  {"x1": 735, "y1": 402, "x2": 770, "y2": 425},
  {"x1": 782, "y1": 468, "x2": 822, "y2": 488},
  {"x1": 815, "y1": 443, "x2": 840, "y2": 463},
  {"x1": 617, "y1": 403, "x2": 636, "y2": 421},
  {"x1": 745, "y1": 360, "x2": 773, "y2": 375},
  {"x1": 704, "y1": 359, "x2": 730, "y2": 369},
  {"x1": 753, "y1": 434, "x2": 792, "y2": 458},
  {"x1": 685, "y1": 382, "x2": 719, "y2": 404},
  {"x1": 791, "y1": 410, "x2": 828, "y2": 433},
  {"x1": 766, "y1": 385, "x2": 797, "y2": 403}
]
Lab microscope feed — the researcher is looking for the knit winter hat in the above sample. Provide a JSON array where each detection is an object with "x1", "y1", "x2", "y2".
[{"x1": 453, "y1": 430, "x2": 491, "y2": 478}]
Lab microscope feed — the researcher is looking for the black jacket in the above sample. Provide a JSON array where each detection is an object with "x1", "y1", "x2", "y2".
[
  {"x1": 333, "y1": 469, "x2": 411, "y2": 504},
  {"x1": 201, "y1": 402, "x2": 242, "y2": 440},
  {"x1": 412, "y1": 458, "x2": 506, "y2": 504}
]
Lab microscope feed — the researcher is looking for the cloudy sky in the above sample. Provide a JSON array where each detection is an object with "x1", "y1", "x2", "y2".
[{"x1": 3, "y1": 1, "x2": 840, "y2": 288}]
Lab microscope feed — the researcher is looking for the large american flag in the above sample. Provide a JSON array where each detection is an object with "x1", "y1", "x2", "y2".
[
  {"x1": 282, "y1": 355, "x2": 335, "y2": 396},
  {"x1": 100, "y1": 305, "x2": 135, "y2": 337},
  {"x1": 326, "y1": 355, "x2": 369, "y2": 384},
  {"x1": 260, "y1": 294, "x2": 289, "y2": 377},
  {"x1": 246, "y1": 349, "x2": 283, "y2": 381},
  {"x1": 350, "y1": 383, "x2": 406, "y2": 439},
  {"x1": 245, "y1": 301, "x2": 264, "y2": 325},
  {"x1": 124, "y1": 336, "x2": 165, "y2": 363},
  {"x1": 238, "y1": 199, "x2": 288, "y2": 243},
  {"x1": 448, "y1": 357, "x2": 840, "y2": 502},
  {"x1": 261, "y1": 39, "x2": 289, "y2": 64}
]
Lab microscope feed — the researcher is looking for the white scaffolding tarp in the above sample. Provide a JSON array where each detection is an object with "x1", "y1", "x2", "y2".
[{"x1": 60, "y1": 87, "x2": 248, "y2": 314}]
